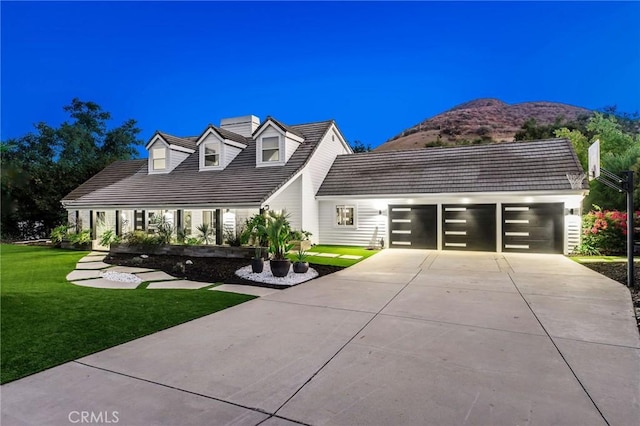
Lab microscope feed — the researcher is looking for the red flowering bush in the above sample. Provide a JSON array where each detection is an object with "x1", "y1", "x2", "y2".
[{"x1": 578, "y1": 207, "x2": 640, "y2": 255}]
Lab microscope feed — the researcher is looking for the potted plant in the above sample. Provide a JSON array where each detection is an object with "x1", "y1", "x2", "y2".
[
  {"x1": 251, "y1": 246, "x2": 264, "y2": 273},
  {"x1": 293, "y1": 249, "x2": 309, "y2": 273},
  {"x1": 259, "y1": 210, "x2": 293, "y2": 277}
]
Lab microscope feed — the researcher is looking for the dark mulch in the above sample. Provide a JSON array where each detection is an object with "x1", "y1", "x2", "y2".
[
  {"x1": 104, "y1": 253, "x2": 344, "y2": 288},
  {"x1": 581, "y1": 262, "x2": 640, "y2": 329}
]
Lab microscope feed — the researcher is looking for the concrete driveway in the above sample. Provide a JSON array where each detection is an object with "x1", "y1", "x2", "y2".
[{"x1": 2, "y1": 250, "x2": 639, "y2": 425}]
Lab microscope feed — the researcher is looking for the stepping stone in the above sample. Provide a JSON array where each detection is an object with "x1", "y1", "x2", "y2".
[
  {"x1": 89, "y1": 251, "x2": 108, "y2": 256},
  {"x1": 147, "y1": 280, "x2": 212, "y2": 289},
  {"x1": 315, "y1": 253, "x2": 340, "y2": 258},
  {"x1": 78, "y1": 255, "x2": 106, "y2": 263},
  {"x1": 75, "y1": 261, "x2": 110, "y2": 270},
  {"x1": 211, "y1": 284, "x2": 279, "y2": 297},
  {"x1": 71, "y1": 278, "x2": 139, "y2": 289},
  {"x1": 338, "y1": 254, "x2": 363, "y2": 260},
  {"x1": 106, "y1": 266, "x2": 155, "y2": 274},
  {"x1": 66, "y1": 269, "x2": 103, "y2": 281},
  {"x1": 305, "y1": 251, "x2": 320, "y2": 256},
  {"x1": 134, "y1": 271, "x2": 177, "y2": 282}
]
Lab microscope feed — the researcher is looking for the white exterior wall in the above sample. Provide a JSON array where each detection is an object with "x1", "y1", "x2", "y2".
[
  {"x1": 319, "y1": 193, "x2": 585, "y2": 253},
  {"x1": 168, "y1": 149, "x2": 189, "y2": 172},
  {"x1": 284, "y1": 135, "x2": 301, "y2": 163},
  {"x1": 318, "y1": 200, "x2": 386, "y2": 247},
  {"x1": 302, "y1": 126, "x2": 351, "y2": 244},
  {"x1": 268, "y1": 175, "x2": 302, "y2": 231},
  {"x1": 224, "y1": 145, "x2": 242, "y2": 166}
]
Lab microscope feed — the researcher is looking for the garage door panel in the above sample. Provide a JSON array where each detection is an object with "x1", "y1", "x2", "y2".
[
  {"x1": 442, "y1": 204, "x2": 496, "y2": 252},
  {"x1": 389, "y1": 205, "x2": 437, "y2": 249},
  {"x1": 502, "y1": 203, "x2": 563, "y2": 254}
]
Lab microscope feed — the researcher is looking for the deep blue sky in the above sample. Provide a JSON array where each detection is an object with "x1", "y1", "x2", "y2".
[{"x1": 2, "y1": 1, "x2": 639, "y2": 157}]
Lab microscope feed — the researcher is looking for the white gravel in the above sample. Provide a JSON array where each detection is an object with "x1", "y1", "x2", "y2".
[
  {"x1": 101, "y1": 270, "x2": 143, "y2": 284},
  {"x1": 235, "y1": 262, "x2": 318, "y2": 286}
]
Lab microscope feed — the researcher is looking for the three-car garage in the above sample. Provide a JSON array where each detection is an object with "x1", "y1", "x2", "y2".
[{"x1": 389, "y1": 203, "x2": 565, "y2": 253}]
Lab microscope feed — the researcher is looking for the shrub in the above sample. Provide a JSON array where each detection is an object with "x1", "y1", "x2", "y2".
[
  {"x1": 122, "y1": 230, "x2": 161, "y2": 247},
  {"x1": 68, "y1": 230, "x2": 92, "y2": 246},
  {"x1": 577, "y1": 206, "x2": 640, "y2": 255},
  {"x1": 258, "y1": 210, "x2": 293, "y2": 260},
  {"x1": 50, "y1": 225, "x2": 70, "y2": 245},
  {"x1": 196, "y1": 223, "x2": 214, "y2": 245},
  {"x1": 241, "y1": 213, "x2": 268, "y2": 247},
  {"x1": 98, "y1": 229, "x2": 120, "y2": 247}
]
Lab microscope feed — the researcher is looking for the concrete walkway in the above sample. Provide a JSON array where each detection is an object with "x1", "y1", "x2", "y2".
[
  {"x1": 66, "y1": 252, "x2": 277, "y2": 297},
  {"x1": 2, "y1": 250, "x2": 639, "y2": 425}
]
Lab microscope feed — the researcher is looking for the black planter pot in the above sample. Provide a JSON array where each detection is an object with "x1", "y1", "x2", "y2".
[
  {"x1": 251, "y1": 258, "x2": 264, "y2": 273},
  {"x1": 270, "y1": 259, "x2": 291, "y2": 277},
  {"x1": 293, "y1": 261, "x2": 309, "y2": 274}
]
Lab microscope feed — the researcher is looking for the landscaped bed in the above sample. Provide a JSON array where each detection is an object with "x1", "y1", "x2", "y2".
[{"x1": 104, "y1": 253, "x2": 344, "y2": 288}]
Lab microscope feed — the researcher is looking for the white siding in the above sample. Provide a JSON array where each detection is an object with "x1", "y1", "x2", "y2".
[
  {"x1": 302, "y1": 126, "x2": 350, "y2": 244},
  {"x1": 319, "y1": 200, "x2": 386, "y2": 247},
  {"x1": 78, "y1": 210, "x2": 91, "y2": 231},
  {"x1": 565, "y1": 210, "x2": 581, "y2": 254},
  {"x1": 224, "y1": 145, "x2": 242, "y2": 166},
  {"x1": 168, "y1": 149, "x2": 189, "y2": 172},
  {"x1": 284, "y1": 135, "x2": 301, "y2": 163},
  {"x1": 268, "y1": 175, "x2": 302, "y2": 230}
]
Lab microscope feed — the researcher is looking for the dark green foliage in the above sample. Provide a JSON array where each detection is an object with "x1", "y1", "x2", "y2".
[
  {"x1": 514, "y1": 115, "x2": 590, "y2": 141},
  {"x1": 350, "y1": 140, "x2": 372, "y2": 152},
  {"x1": 1, "y1": 99, "x2": 143, "y2": 239},
  {"x1": 258, "y1": 210, "x2": 293, "y2": 260}
]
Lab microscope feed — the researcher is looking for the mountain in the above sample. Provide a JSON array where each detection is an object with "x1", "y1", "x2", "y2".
[{"x1": 376, "y1": 98, "x2": 592, "y2": 152}]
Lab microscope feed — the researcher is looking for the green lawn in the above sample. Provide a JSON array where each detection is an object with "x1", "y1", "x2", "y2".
[
  {"x1": 288, "y1": 244, "x2": 380, "y2": 267},
  {"x1": 0, "y1": 244, "x2": 255, "y2": 384},
  {"x1": 570, "y1": 255, "x2": 640, "y2": 264}
]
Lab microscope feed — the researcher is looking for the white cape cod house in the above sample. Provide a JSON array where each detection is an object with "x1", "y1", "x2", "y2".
[{"x1": 63, "y1": 115, "x2": 588, "y2": 254}]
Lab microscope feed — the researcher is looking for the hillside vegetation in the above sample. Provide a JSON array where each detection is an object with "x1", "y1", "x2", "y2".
[{"x1": 377, "y1": 98, "x2": 591, "y2": 151}]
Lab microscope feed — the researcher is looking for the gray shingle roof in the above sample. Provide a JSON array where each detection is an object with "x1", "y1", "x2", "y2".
[
  {"x1": 157, "y1": 132, "x2": 197, "y2": 151},
  {"x1": 317, "y1": 139, "x2": 587, "y2": 197},
  {"x1": 210, "y1": 126, "x2": 249, "y2": 145},
  {"x1": 257, "y1": 116, "x2": 305, "y2": 139},
  {"x1": 63, "y1": 120, "x2": 333, "y2": 207}
]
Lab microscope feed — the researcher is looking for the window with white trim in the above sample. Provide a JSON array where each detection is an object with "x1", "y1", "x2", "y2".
[
  {"x1": 336, "y1": 205, "x2": 355, "y2": 227},
  {"x1": 203, "y1": 141, "x2": 220, "y2": 167},
  {"x1": 152, "y1": 148, "x2": 166, "y2": 170},
  {"x1": 261, "y1": 136, "x2": 280, "y2": 162}
]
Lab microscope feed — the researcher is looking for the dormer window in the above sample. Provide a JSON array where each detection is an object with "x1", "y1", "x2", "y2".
[
  {"x1": 152, "y1": 148, "x2": 166, "y2": 170},
  {"x1": 262, "y1": 137, "x2": 280, "y2": 162},
  {"x1": 204, "y1": 141, "x2": 220, "y2": 167}
]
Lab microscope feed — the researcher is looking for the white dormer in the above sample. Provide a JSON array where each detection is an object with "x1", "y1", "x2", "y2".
[
  {"x1": 196, "y1": 125, "x2": 248, "y2": 171},
  {"x1": 253, "y1": 117, "x2": 304, "y2": 167},
  {"x1": 146, "y1": 133, "x2": 195, "y2": 174}
]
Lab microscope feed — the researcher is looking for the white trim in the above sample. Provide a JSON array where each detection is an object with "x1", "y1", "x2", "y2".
[
  {"x1": 199, "y1": 139, "x2": 224, "y2": 171},
  {"x1": 392, "y1": 219, "x2": 411, "y2": 223},
  {"x1": 505, "y1": 244, "x2": 530, "y2": 249},
  {"x1": 445, "y1": 231, "x2": 467, "y2": 235},
  {"x1": 316, "y1": 190, "x2": 588, "y2": 200},
  {"x1": 436, "y1": 202, "x2": 442, "y2": 250},
  {"x1": 168, "y1": 144, "x2": 195, "y2": 154},
  {"x1": 504, "y1": 206, "x2": 529, "y2": 212},
  {"x1": 224, "y1": 139, "x2": 248, "y2": 149},
  {"x1": 505, "y1": 232, "x2": 530, "y2": 237},
  {"x1": 145, "y1": 134, "x2": 167, "y2": 150},
  {"x1": 392, "y1": 207, "x2": 412, "y2": 212},
  {"x1": 496, "y1": 202, "x2": 502, "y2": 253},
  {"x1": 391, "y1": 230, "x2": 411, "y2": 234},
  {"x1": 256, "y1": 134, "x2": 285, "y2": 167},
  {"x1": 392, "y1": 241, "x2": 411, "y2": 246},
  {"x1": 445, "y1": 219, "x2": 466, "y2": 224},
  {"x1": 445, "y1": 207, "x2": 467, "y2": 212},
  {"x1": 285, "y1": 131, "x2": 304, "y2": 143},
  {"x1": 505, "y1": 219, "x2": 529, "y2": 224},
  {"x1": 335, "y1": 204, "x2": 357, "y2": 228}
]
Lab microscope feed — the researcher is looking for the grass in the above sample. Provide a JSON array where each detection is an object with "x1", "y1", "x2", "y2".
[
  {"x1": 0, "y1": 244, "x2": 255, "y2": 384},
  {"x1": 570, "y1": 255, "x2": 640, "y2": 264},
  {"x1": 288, "y1": 244, "x2": 379, "y2": 267}
]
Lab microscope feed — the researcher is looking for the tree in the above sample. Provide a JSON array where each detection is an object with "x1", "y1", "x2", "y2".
[
  {"x1": 350, "y1": 140, "x2": 372, "y2": 153},
  {"x1": 554, "y1": 111, "x2": 640, "y2": 211},
  {"x1": 1, "y1": 99, "x2": 143, "y2": 239}
]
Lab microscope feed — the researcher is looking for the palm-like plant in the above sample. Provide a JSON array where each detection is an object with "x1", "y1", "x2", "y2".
[
  {"x1": 258, "y1": 210, "x2": 293, "y2": 260},
  {"x1": 196, "y1": 223, "x2": 214, "y2": 245}
]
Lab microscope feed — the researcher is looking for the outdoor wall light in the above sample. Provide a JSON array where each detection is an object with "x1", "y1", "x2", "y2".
[
  {"x1": 379, "y1": 210, "x2": 382, "y2": 215},
  {"x1": 264, "y1": 205, "x2": 270, "y2": 211}
]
